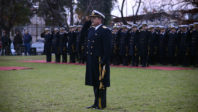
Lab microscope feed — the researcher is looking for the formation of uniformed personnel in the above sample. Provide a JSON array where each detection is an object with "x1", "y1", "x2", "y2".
[
  {"x1": 85, "y1": 10, "x2": 111, "y2": 109},
  {"x1": 109, "y1": 22, "x2": 198, "y2": 67},
  {"x1": 40, "y1": 21, "x2": 198, "y2": 67}
]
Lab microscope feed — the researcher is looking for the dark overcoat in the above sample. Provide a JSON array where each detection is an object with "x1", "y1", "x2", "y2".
[{"x1": 85, "y1": 25, "x2": 112, "y2": 87}]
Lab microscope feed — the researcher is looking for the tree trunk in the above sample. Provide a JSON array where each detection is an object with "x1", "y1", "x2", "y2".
[
  {"x1": 134, "y1": 0, "x2": 142, "y2": 24},
  {"x1": 121, "y1": 0, "x2": 127, "y2": 25},
  {"x1": 70, "y1": 0, "x2": 74, "y2": 25}
]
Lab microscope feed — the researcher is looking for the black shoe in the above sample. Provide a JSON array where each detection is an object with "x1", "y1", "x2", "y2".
[
  {"x1": 86, "y1": 105, "x2": 96, "y2": 109},
  {"x1": 94, "y1": 106, "x2": 106, "y2": 110}
]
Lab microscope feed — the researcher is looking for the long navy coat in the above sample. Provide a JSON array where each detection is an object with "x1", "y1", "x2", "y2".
[{"x1": 85, "y1": 25, "x2": 112, "y2": 87}]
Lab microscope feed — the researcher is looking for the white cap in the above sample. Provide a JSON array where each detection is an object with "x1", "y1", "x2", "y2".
[
  {"x1": 193, "y1": 22, "x2": 198, "y2": 25},
  {"x1": 44, "y1": 28, "x2": 50, "y2": 31},
  {"x1": 132, "y1": 24, "x2": 138, "y2": 28},
  {"x1": 54, "y1": 28, "x2": 59, "y2": 31},
  {"x1": 179, "y1": 25, "x2": 188, "y2": 28},
  {"x1": 60, "y1": 27, "x2": 65, "y2": 30},
  {"x1": 148, "y1": 25, "x2": 154, "y2": 29},
  {"x1": 90, "y1": 10, "x2": 105, "y2": 19}
]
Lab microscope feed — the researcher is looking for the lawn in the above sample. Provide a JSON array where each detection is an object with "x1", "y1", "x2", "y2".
[{"x1": 0, "y1": 55, "x2": 198, "y2": 112}]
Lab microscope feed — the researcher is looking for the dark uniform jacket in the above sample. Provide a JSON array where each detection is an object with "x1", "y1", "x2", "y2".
[
  {"x1": 43, "y1": 33, "x2": 53, "y2": 53},
  {"x1": 53, "y1": 32, "x2": 61, "y2": 54},
  {"x1": 190, "y1": 30, "x2": 198, "y2": 56},
  {"x1": 68, "y1": 31, "x2": 77, "y2": 54},
  {"x1": 59, "y1": 33, "x2": 68, "y2": 54},
  {"x1": 129, "y1": 31, "x2": 138, "y2": 56},
  {"x1": 167, "y1": 32, "x2": 178, "y2": 56},
  {"x1": 85, "y1": 25, "x2": 112, "y2": 87},
  {"x1": 158, "y1": 32, "x2": 167, "y2": 55},
  {"x1": 119, "y1": 32, "x2": 129, "y2": 56},
  {"x1": 137, "y1": 30, "x2": 149, "y2": 56},
  {"x1": 178, "y1": 31, "x2": 190, "y2": 55}
]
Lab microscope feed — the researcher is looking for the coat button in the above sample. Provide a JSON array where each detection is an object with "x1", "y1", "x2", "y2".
[
  {"x1": 90, "y1": 52, "x2": 92, "y2": 55},
  {"x1": 91, "y1": 46, "x2": 93, "y2": 49},
  {"x1": 86, "y1": 51, "x2": 88, "y2": 54}
]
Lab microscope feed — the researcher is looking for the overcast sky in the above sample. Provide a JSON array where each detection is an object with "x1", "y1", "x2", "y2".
[{"x1": 111, "y1": 0, "x2": 194, "y2": 17}]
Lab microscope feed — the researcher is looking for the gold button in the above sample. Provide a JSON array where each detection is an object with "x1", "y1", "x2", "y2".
[{"x1": 91, "y1": 46, "x2": 93, "y2": 48}]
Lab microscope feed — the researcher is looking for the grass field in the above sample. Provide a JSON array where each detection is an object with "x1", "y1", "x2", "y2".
[{"x1": 0, "y1": 55, "x2": 198, "y2": 112}]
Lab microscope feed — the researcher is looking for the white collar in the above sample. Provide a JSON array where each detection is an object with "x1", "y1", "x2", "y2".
[{"x1": 95, "y1": 24, "x2": 102, "y2": 30}]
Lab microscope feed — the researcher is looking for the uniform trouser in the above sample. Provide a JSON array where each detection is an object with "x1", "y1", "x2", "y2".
[
  {"x1": 122, "y1": 55, "x2": 129, "y2": 66},
  {"x1": 78, "y1": 52, "x2": 85, "y2": 63},
  {"x1": 55, "y1": 53, "x2": 60, "y2": 63},
  {"x1": 62, "y1": 53, "x2": 67, "y2": 63},
  {"x1": 168, "y1": 48, "x2": 176, "y2": 65},
  {"x1": 46, "y1": 52, "x2": 52, "y2": 62},
  {"x1": 190, "y1": 47, "x2": 198, "y2": 66},
  {"x1": 111, "y1": 53, "x2": 119, "y2": 65},
  {"x1": 70, "y1": 53, "x2": 76, "y2": 63},
  {"x1": 158, "y1": 48, "x2": 166, "y2": 65},
  {"x1": 130, "y1": 54, "x2": 139, "y2": 66},
  {"x1": 140, "y1": 55, "x2": 147, "y2": 66},
  {"x1": 93, "y1": 86, "x2": 107, "y2": 108},
  {"x1": 139, "y1": 51, "x2": 148, "y2": 66},
  {"x1": 179, "y1": 54, "x2": 189, "y2": 66}
]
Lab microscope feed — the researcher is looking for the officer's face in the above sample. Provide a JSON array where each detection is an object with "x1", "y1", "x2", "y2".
[
  {"x1": 171, "y1": 29, "x2": 176, "y2": 32},
  {"x1": 132, "y1": 27, "x2": 137, "y2": 32},
  {"x1": 2, "y1": 31, "x2": 6, "y2": 36},
  {"x1": 182, "y1": 28, "x2": 187, "y2": 32},
  {"x1": 142, "y1": 26, "x2": 147, "y2": 30},
  {"x1": 91, "y1": 16, "x2": 102, "y2": 26},
  {"x1": 161, "y1": 29, "x2": 165, "y2": 33},
  {"x1": 194, "y1": 25, "x2": 198, "y2": 30}
]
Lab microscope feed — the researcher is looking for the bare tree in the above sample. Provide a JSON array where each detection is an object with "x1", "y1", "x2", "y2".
[
  {"x1": 131, "y1": 0, "x2": 142, "y2": 23},
  {"x1": 120, "y1": 0, "x2": 127, "y2": 24}
]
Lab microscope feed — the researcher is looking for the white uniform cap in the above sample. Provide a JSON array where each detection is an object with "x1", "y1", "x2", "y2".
[
  {"x1": 54, "y1": 28, "x2": 59, "y2": 31},
  {"x1": 44, "y1": 28, "x2": 50, "y2": 31},
  {"x1": 90, "y1": 10, "x2": 105, "y2": 19}
]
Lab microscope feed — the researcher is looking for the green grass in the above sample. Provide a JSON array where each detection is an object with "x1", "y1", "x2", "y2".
[{"x1": 0, "y1": 55, "x2": 198, "y2": 112}]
